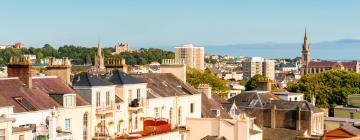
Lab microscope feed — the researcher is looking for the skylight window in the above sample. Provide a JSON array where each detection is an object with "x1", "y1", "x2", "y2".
[{"x1": 13, "y1": 96, "x2": 37, "y2": 111}]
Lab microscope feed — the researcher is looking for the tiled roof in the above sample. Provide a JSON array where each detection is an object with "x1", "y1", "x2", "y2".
[
  {"x1": 0, "y1": 77, "x2": 89, "y2": 113},
  {"x1": 308, "y1": 61, "x2": 357, "y2": 69},
  {"x1": 33, "y1": 77, "x2": 74, "y2": 94},
  {"x1": 72, "y1": 72, "x2": 114, "y2": 87},
  {"x1": 108, "y1": 70, "x2": 144, "y2": 85},
  {"x1": 201, "y1": 93, "x2": 230, "y2": 119},
  {"x1": 130, "y1": 73, "x2": 200, "y2": 98}
]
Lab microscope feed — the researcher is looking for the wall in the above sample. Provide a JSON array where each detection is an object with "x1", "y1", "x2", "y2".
[
  {"x1": 11, "y1": 130, "x2": 32, "y2": 140},
  {"x1": 334, "y1": 107, "x2": 360, "y2": 119},
  {"x1": 185, "y1": 118, "x2": 219, "y2": 140},
  {"x1": 57, "y1": 105, "x2": 92, "y2": 140},
  {"x1": 160, "y1": 65, "x2": 186, "y2": 82},
  {"x1": 141, "y1": 131, "x2": 183, "y2": 140}
]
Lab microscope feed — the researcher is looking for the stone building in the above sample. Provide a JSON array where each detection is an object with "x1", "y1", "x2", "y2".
[
  {"x1": 113, "y1": 43, "x2": 132, "y2": 54},
  {"x1": 226, "y1": 91, "x2": 324, "y2": 139},
  {"x1": 300, "y1": 30, "x2": 360, "y2": 75},
  {"x1": 92, "y1": 41, "x2": 105, "y2": 72}
]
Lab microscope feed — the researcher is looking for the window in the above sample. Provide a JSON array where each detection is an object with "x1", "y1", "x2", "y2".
[
  {"x1": 350, "y1": 112, "x2": 354, "y2": 119},
  {"x1": 137, "y1": 89, "x2": 141, "y2": 99},
  {"x1": 13, "y1": 96, "x2": 36, "y2": 111},
  {"x1": 294, "y1": 97, "x2": 298, "y2": 101},
  {"x1": 19, "y1": 135, "x2": 24, "y2": 140},
  {"x1": 0, "y1": 129, "x2": 5, "y2": 140},
  {"x1": 106, "y1": 91, "x2": 110, "y2": 105},
  {"x1": 135, "y1": 115, "x2": 138, "y2": 129},
  {"x1": 154, "y1": 107, "x2": 159, "y2": 118},
  {"x1": 64, "y1": 94, "x2": 76, "y2": 107},
  {"x1": 96, "y1": 92, "x2": 100, "y2": 106},
  {"x1": 64, "y1": 118, "x2": 71, "y2": 131},
  {"x1": 83, "y1": 113, "x2": 88, "y2": 140},
  {"x1": 117, "y1": 124, "x2": 121, "y2": 132},
  {"x1": 169, "y1": 108, "x2": 173, "y2": 124},
  {"x1": 178, "y1": 106, "x2": 182, "y2": 125},
  {"x1": 128, "y1": 89, "x2": 133, "y2": 99},
  {"x1": 190, "y1": 103, "x2": 194, "y2": 113}
]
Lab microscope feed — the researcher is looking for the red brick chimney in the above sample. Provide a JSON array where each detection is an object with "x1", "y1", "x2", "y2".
[{"x1": 7, "y1": 56, "x2": 33, "y2": 88}]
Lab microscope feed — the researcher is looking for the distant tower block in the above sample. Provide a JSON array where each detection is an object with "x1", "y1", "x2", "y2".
[
  {"x1": 105, "y1": 58, "x2": 128, "y2": 73},
  {"x1": 46, "y1": 57, "x2": 72, "y2": 84}
]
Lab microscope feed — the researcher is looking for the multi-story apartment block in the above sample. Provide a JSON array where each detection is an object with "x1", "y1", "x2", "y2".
[
  {"x1": 242, "y1": 57, "x2": 275, "y2": 80},
  {"x1": 175, "y1": 44, "x2": 204, "y2": 70}
]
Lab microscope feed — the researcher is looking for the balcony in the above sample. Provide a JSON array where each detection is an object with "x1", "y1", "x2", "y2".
[
  {"x1": 128, "y1": 98, "x2": 148, "y2": 112},
  {"x1": 96, "y1": 101, "x2": 116, "y2": 114}
]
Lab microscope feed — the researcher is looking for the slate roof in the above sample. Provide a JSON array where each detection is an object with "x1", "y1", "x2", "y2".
[
  {"x1": 0, "y1": 77, "x2": 89, "y2": 113},
  {"x1": 201, "y1": 136, "x2": 226, "y2": 140},
  {"x1": 227, "y1": 91, "x2": 279, "y2": 108},
  {"x1": 201, "y1": 93, "x2": 231, "y2": 119},
  {"x1": 107, "y1": 70, "x2": 144, "y2": 85},
  {"x1": 341, "y1": 125, "x2": 360, "y2": 136},
  {"x1": 264, "y1": 100, "x2": 323, "y2": 113},
  {"x1": 72, "y1": 72, "x2": 114, "y2": 87},
  {"x1": 227, "y1": 91, "x2": 322, "y2": 113},
  {"x1": 130, "y1": 73, "x2": 200, "y2": 98}
]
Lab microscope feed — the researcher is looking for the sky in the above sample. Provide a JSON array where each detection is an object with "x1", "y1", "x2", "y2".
[{"x1": 1, "y1": 0, "x2": 360, "y2": 48}]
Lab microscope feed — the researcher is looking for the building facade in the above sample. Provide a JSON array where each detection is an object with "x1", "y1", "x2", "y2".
[
  {"x1": 242, "y1": 57, "x2": 275, "y2": 80},
  {"x1": 175, "y1": 44, "x2": 204, "y2": 70}
]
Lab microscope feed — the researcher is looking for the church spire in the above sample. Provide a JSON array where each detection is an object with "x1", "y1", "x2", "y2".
[
  {"x1": 301, "y1": 28, "x2": 310, "y2": 75},
  {"x1": 93, "y1": 41, "x2": 105, "y2": 70}
]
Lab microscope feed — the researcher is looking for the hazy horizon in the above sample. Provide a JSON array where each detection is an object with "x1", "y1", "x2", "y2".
[{"x1": 1, "y1": 0, "x2": 360, "y2": 47}]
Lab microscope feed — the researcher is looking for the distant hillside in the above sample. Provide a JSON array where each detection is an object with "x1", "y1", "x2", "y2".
[{"x1": 147, "y1": 39, "x2": 360, "y2": 60}]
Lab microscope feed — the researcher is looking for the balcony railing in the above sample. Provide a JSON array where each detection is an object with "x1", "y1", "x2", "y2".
[
  {"x1": 128, "y1": 98, "x2": 148, "y2": 108},
  {"x1": 96, "y1": 101, "x2": 116, "y2": 113}
]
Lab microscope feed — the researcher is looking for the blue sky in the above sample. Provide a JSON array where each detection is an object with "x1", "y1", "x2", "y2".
[{"x1": 1, "y1": 0, "x2": 360, "y2": 47}]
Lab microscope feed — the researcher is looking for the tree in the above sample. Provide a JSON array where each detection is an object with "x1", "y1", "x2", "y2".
[
  {"x1": 245, "y1": 74, "x2": 268, "y2": 91},
  {"x1": 187, "y1": 68, "x2": 229, "y2": 97},
  {"x1": 287, "y1": 70, "x2": 360, "y2": 116}
]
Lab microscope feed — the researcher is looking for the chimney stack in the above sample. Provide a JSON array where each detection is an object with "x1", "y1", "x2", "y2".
[
  {"x1": 46, "y1": 57, "x2": 71, "y2": 84},
  {"x1": 198, "y1": 84, "x2": 212, "y2": 99},
  {"x1": 271, "y1": 104, "x2": 276, "y2": 128},
  {"x1": 296, "y1": 105, "x2": 302, "y2": 130},
  {"x1": 7, "y1": 56, "x2": 33, "y2": 88}
]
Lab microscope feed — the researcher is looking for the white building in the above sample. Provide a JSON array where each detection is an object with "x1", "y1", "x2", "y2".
[
  {"x1": 185, "y1": 114, "x2": 262, "y2": 140},
  {"x1": 175, "y1": 44, "x2": 204, "y2": 70},
  {"x1": 242, "y1": 57, "x2": 275, "y2": 81},
  {"x1": 273, "y1": 92, "x2": 304, "y2": 101}
]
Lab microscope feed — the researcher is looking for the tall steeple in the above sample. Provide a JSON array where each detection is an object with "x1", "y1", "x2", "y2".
[
  {"x1": 301, "y1": 28, "x2": 310, "y2": 75},
  {"x1": 94, "y1": 41, "x2": 105, "y2": 70}
]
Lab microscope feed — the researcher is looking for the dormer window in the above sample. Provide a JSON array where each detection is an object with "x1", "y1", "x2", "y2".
[{"x1": 64, "y1": 94, "x2": 76, "y2": 108}]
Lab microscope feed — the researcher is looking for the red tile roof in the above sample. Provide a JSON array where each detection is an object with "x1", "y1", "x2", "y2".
[
  {"x1": 0, "y1": 77, "x2": 89, "y2": 113},
  {"x1": 308, "y1": 61, "x2": 357, "y2": 69}
]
